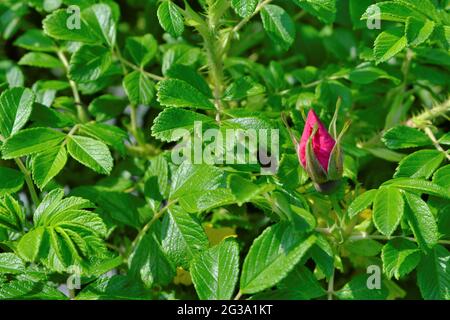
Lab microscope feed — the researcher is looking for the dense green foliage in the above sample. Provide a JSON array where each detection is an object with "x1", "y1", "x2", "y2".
[{"x1": 0, "y1": 0, "x2": 449, "y2": 300}]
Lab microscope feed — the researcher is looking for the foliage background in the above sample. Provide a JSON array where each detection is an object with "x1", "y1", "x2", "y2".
[{"x1": 0, "y1": 0, "x2": 449, "y2": 300}]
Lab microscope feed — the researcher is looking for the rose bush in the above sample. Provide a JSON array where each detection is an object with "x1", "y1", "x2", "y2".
[{"x1": 0, "y1": 0, "x2": 449, "y2": 300}]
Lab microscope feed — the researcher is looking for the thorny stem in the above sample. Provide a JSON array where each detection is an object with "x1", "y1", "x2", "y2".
[
  {"x1": 56, "y1": 50, "x2": 89, "y2": 123},
  {"x1": 411, "y1": 99, "x2": 450, "y2": 125},
  {"x1": 348, "y1": 233, "x2": 450, "y2": 245},
  {"x1": 316, "y1": 227, "x2": 450, "y2": 246},
  {"x1": 203, "y1": 27, "x2": 225, "y2": 122},
  {"x1": 409, "y1": 99, "x2": 450, "y2": 160},
  {"x1": 0, "y1": 134, "x2": 40, "y2": 206}
]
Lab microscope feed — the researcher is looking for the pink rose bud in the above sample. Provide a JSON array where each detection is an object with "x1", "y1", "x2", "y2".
[
  {"x1": 296, "y1": 108, "x2": 347, "y2": 194},
  {"x1": 298, "y1": 110, "x2": 336, "y2": 173}
]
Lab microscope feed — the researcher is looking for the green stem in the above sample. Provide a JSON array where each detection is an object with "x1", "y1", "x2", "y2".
[
  {"x1": 330, "y1": 195, "x2": 344, "y2": 231},
  {"x1": 327, "y1": 267, "x2": 335, "y2": 300},
  {"x1": 129, "y1": 104, "x2": 146, "y2": 146},
  {"x1": 114, "y1": 54, "x2": 164, "y2": 81},
  {"x1": 56, "y1": 50, "x2": 89, "y2": 123},
  {"x1": 114, "y1": 44, "x2": 129, "y2": 75},
  {"x1": 348, "y1": 233, "x2": 450, "y2": 246},
  {"x1": 203, "y1": 32, "x2": 225, "y2": 122},
  {"x1": 0, "y1": 135, "x2": 40, "y2": 206},
  {"x1": 423, "y1": 127, "x2": 450, "y2": 161},
  {"x1": 233, "y1": 291, "x2": 243, "y2": 300},
  {"x1": 130, "y1": 200, "x2": 176, "y2": 251},
  {"x1": 223, "y1": 0, "x2": 273, "y2": 51},
  {"x1": 15, "y1": 157, "x2": 40, "y2": 207},
  {"x1": 411, "y1": 99, "x2": 450, "y2": 126}
]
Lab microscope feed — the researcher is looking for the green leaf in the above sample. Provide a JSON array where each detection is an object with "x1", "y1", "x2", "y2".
[
  {"x1": 151, "y1": 107, "x2": 215, "y2": 142},
  {"x1": 309, "y1": 234, "x2": 334, "y2": 280},
  {"x1": 190, "y1": 238, "x2": 239, "y2": 300},
  {"x1": 123, "y1": 71, "x2": 155, "y2": 105},
  {"x1": 157, "y1": 1, "x2": 184, "y2": 38},
  {"x1": 382, "y1": 125, "x2": 430, "y2": 149},
  {"x1": 0, "y1": 194, "x2": 25, "y2": 232},
  {"x1": 157, "y1": 79, "x2": 214, "y2": 110},
  {"x1": 0, "y1": 167, "x2": 24, "y2": 196},
  {"x1": 13, "y1": 29, "x2": 56, "y2": 52},
  {"x1": 30, "y1": 102, "x2": 74, "y2": 128},
  {"x1": 71, "y1": 186, "x2": 142, "y2": 229},
  {"x1": 87, "y1": 94, "x2": 128, "y2": 122},
  {"x1": 179, "y1": 188, "x2": 235, "y2": 214},
  {"x1": 336, "y1": 274, "x2": 388, "y2": 300},
  {"x1": 161, "y1": 206, "x2": 209, "y2": 269},
  {"x1": 433, "y1": 165, "x2": 450, "y2": 189},
  {"x1": 240, "y1": 223, "x2": 316, "y2": 294},
  {"x1": 383, "y1": 178, "x2": 450, "y2": 199},
  {"x1": 405, "y1": 17, "x2": 435, "y2": 47},
  {"x1": 128, "y1": 226, "x2": 176, "y2": 287},
  {"x1": 438, "y1": 133, "x2": 450, "y2": 145},
  {"x1": 345, "y1": 239, "x2": 383, "y2": 257},
  {"x1": 18, "y1": 52, "x2": 63, "y2": 69},
  {"x1": 276, "y1": 154, "x2": 304, "y2": 190},
  {"x1": 1, "y1": 127, "x2": 65, "y2": 159},
  {"x1": 394, "y1": 150, "x2": 444, "y2": 179},
  {"x1": 373, "y1": 187, "x2": 404, "y2": 237},
  {"x1": 361, "y1": 2, "x2": 424, "y2": 23},
  {"x1": 292, "y1": 0, "x2": 336, "y2": 24},
  {"x1": 223, "y1": 76, "x2": 265, "y2": 101},
  {"x1": 277, "y1": 265, "x2": 326, "y2": 299},
  {"x1": 231, "y1": 0, "x2": 258, "y2": 18},
  {"x1": 396, "y1": 0, "x2": 438, "y2": 21},
  {"x1": 417, "y1": 245, "x2": 450, "y2": 300},
  {"x1": 16, "y1": 227, "x2": 45, "y2": 262},
  {"x1": 228, "y1": 175, "x2": 269, "y2": 206},
  {"x1": 0, "y1": 279, "x2": 67, "y2": 300},
  {"x1": 69, "y1": 45, "x2": 112, "y2": 83},
  {"x1": 67, "y1": 135, "x2": 113, "y2": 175},
  {"x1": 82, "y1": 4, "x2": 116, "y2": 47},
  {"x1": 17, "y1": 190, "x2": 107, "y2": 271},
  {"x1": 125, "y1": 34, "x2": 157, "y2": 67},
  {"x1": 166, "y1": 64, "x2": 212, "y2": 97},
  {"x1": 404, "y1": 192, "x2": 438, "y2": 250},
  {"x1": 42, "y1": 9, "x2": 99, "y2": 44},
  {"x1": 79, "y1": 123, "x2": 128, "y2": 155},
  {"x1": 260, "y1": 5, "x2": 295, "y2": 51},
  {"x1": 76, "y1": 275, "x2": 150, "y2": 300},
  {"x1": 348, "y1": 65, "x2": 400, "y2": 84},
  {"x1": 169, "y1": 162, "x2": 224, "y2": 202},
  {"x1": 0, "y1": 87, "x2": 35, "y2": 138},
  {"x1": 381, "y1": 238, "x2": 420, "y2": 280},
  {"x1": 374, "y1": 27, "x2": 407, "y2": 64},
  {"x1": 0, "y1": 253, "x2": 25, "y2": 274},
  {"x1": 31, "y1": 144, "x2": 67, "y2": 189},
  {"x1": 347, "y1": 189, "x2": 378, "y2": 218}
]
